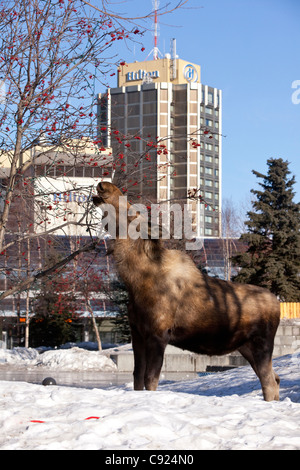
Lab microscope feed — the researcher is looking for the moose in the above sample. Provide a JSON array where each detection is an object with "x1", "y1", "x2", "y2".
[{"x1": 93, "y1": 182, "x2": 280, "y2": 401}]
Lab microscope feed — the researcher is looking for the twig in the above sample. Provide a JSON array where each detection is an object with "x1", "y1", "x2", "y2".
[{"x1": 0, "y1": 238, "x2": 101, "y2": 301}]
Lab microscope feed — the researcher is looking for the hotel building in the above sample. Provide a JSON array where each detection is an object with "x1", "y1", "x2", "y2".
[{"x1": 98, "y1": 53, "x2": 222, "y2": 237}]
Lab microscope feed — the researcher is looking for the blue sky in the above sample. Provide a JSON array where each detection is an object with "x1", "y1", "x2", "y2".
[{"x1": 101, "y1": 0, "x2": 300, "y2": 210}]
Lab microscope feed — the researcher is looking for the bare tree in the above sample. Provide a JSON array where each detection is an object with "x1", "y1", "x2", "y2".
[
  {"x1": 0, "y1": 0, "x2": 186, "y2": 305},
  {"x1": 0, "y1": 0, "x2": 124, "y2": 265},
  {"x1": 221, "y1": 198, "x2": 249, "y2": 280}
]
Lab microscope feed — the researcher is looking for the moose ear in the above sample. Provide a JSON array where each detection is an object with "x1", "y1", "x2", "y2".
[
  {"x1": 105, "y1": 239, "x2": 115, "y2": 255},
  {"x1": 143, "y1": 238, "x2": 163, "y2": 261}
]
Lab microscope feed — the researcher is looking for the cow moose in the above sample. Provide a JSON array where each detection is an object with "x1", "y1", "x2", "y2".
[{"x1": 93, "y1": 182, "x2": 280, "y2": 401}]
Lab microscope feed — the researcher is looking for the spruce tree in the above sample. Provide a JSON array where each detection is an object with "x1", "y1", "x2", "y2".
[
  {"x1": 233, "y1": 158, "x2": 300, "y2": 301},
  {"x1": 29, "y1": 250, "x2": 79, "y2": 347},
  {"x1": 110, "y1": 280, "x2": 131, "y2": 343},
  {"x1": 30, "y1": 275, "x2": 78, "y2": 348}
]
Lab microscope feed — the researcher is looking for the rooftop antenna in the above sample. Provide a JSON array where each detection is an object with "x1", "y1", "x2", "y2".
[
  {"x1": 147, "y1": 0, "x2": 162, "y2": 60},
  {"x1": 153, "y1": 0, "x2": 159, "y2": 60},
  {"x1": 170, "y1": 38, "x2": 177, "y2": 80}
]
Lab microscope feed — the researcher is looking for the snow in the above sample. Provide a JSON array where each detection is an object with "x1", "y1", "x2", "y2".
[
  {"x1": 0, "y1": 345, "x2": 117, "y2": 371},
  {"x1": 0, "y1": 346, "x2": 299, "y2": 450}
]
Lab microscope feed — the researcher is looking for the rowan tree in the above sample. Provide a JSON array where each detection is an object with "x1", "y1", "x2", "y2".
[
  {"x1": 0, "y1": 0, "x2": 214, "y2": 347},
  {"x1": 0, "y1": 0, "x2": 187, "y2": 304}
]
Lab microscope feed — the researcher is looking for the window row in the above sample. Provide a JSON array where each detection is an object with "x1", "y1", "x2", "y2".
[
  {"x1": 201, "y1": 215, "x2": 220, "y2": 225},
  {"x1": 34, "y1": 165, "x2": 106, "y2": 179},
  {"x1": 201, "y1": 155, "x2": 219, "y2": 165},
  {"x1": 203, "y1": 191, "x2": 219, "y2": 201},
  {"x1": 201, "y1": 106, "x2": 219, "y2": 117},
  {"x1": 201, "y1": 118, "x2": 219, "y2": 129},
  {"x1": 200, "y1": 179, "x2": 219, "y2": 188}
]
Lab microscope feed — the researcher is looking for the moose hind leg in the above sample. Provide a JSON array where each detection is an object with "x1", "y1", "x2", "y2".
[
  {"x1": 239, "y1": 342, "x2": 279, "y2": 401},
  {"x1": 254, "y1": 333, "x2": 280, "y2": 401},
  {"x1": 257, "y1": 355, "x2": 280, "y2": 401}
]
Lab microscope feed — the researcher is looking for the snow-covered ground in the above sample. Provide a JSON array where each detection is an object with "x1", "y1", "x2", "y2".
[
  {"x1": 0, "y1": 345, "x2": 299, "y2": 450},
  {"x1": 0, "y1": 344, "x2": 118, "y2": 371}
]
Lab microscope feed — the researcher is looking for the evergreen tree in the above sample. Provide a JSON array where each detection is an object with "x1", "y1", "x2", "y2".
[
  {"x1": 110, "y1": 280, "x2": 131, "y2": 343},
  {"x1": 233, "y1": 158, "x2": 300, "y2": 301},
  {"x1": 30, "y1": 275, "x2": 79, "y2": 348},
  {"x1": 29, "y1": 250, "x2": 79, "y2": 347}
]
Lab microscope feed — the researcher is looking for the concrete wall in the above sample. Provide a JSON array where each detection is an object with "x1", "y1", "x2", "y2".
[
  {"x1": 110, "y1": 320, "x2": 300, "y2": 373},
  {"x1": 274, "y1": 320, "x2": 300, "y2": 357}
]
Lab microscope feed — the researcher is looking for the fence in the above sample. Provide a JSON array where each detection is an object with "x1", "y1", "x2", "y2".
[{"x1": 280, "y1": 303, "x2": 300, "y2": 319}]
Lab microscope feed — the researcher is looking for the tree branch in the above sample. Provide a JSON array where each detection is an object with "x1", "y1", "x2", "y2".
[
  {"x1": 81, "y1": 0, "x2": 189, "y2": 21},
  {"x1": 0, "y1": 238, "x2": 101, "y2": 301}
]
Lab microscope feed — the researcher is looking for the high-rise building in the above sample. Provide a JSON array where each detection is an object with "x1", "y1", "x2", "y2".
[{"x1": 98, "y1": 50, "x2": 222, "y2": 238}]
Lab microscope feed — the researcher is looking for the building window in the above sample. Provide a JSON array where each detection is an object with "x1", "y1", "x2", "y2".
[
  {"x1": 205, "y1": 168, "x2": 212, "y2": 176},
  {"x1": 127, "y1": 91, "x2": 140, "y2": 104}
]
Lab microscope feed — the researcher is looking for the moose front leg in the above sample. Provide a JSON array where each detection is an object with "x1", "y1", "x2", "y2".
[
  {"x1": 144, "y1": 334, "x2": 168, "y2": 391},
  {"x1": 131, "y1": 326, "x2": 147, "y2": 390}
]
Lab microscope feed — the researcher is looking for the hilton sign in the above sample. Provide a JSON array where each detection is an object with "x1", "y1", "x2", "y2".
[{"x1": 127, "y1": 69, "x2": 160, "y2": 82}]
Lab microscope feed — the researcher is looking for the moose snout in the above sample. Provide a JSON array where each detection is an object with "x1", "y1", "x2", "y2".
[
  {"x1": 92, "y1": 182, "x2": 106, "y2": 206},
  {"x1": 92, "y1": 194, "x2": 103, "y2": 206}
]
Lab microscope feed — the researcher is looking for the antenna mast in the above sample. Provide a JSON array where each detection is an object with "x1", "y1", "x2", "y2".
[
  {"x1": 153, "y1": 0, "x2": 159, "y2": 60},
  {"x1": 170, "y1": 38, "x2": 177, "y2": 80},
  {"x1": 146, "y1": 0, "x2": 162, "y2": 60}
]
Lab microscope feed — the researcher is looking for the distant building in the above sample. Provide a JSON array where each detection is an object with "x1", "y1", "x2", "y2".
[
  {"x1": 0, "y1": 140, "x2": 113, "y2": 236},
  {"x1": 98, "y1": 51, "x2": 222, "y2": 237},
  {"x1": 0, "y1": 236, "x2": 120, "y2": 348},
  {"x1": 0, "y1": 141, "x2": 115, "y2": 347}
]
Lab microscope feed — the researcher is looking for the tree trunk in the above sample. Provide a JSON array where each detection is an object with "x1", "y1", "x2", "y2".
[{"x1": 86, "y1": 299, "x2": 102, "y2": 351}]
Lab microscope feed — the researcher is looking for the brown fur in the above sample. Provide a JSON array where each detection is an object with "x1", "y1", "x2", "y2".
[{"x1": 93, "y1": 182, "x2": 280, "y2": 400}]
